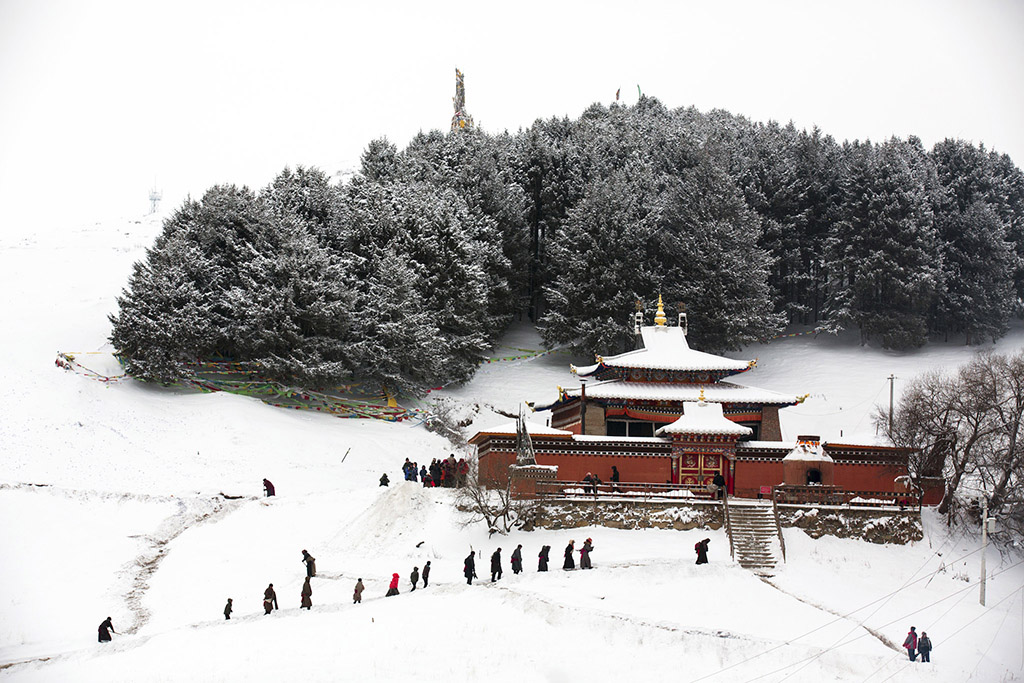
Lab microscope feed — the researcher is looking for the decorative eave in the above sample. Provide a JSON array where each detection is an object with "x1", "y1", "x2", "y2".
[{"x1": 468, "y1": 420, "x2": 574, "y2": 445}]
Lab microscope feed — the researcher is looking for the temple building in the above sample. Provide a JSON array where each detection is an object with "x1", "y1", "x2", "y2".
[{"x1": 472, "y1": 298, "x2": 935, "y2": 503}]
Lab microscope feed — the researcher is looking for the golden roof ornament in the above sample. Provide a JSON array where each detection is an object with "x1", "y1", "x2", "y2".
[
  {"x1": 654, "y1": 294, "x2": 667, "y2": 326},
  {"x1": 698, "y1": 388, "x2": 706, "y2": 403}
]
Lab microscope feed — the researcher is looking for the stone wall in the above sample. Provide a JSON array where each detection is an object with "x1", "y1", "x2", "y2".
[{"x1": 533, "y1": 500, "x2": 923, "y2": 544}]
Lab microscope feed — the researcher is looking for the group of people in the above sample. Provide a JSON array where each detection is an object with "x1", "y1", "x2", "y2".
[
  {"x1": 463, "y1": 539, "x2": 596, "y2": 584},
  {"x1": 400, "y1": 455, "x2": 470, "y2": 488},
  {"x1": 385, "y1": 560, "x2": 433, "y2": 597},
  {"x1": 903, "y1": 626, "x2": 934, "y2": 662}
]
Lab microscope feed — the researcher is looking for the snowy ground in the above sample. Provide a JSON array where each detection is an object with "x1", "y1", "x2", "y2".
[{"x1": 2, "y1": 214, "x2": 1024, "y2": 682}]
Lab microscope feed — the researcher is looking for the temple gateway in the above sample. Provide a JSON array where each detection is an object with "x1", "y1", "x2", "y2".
[{"x1": 472, "y1": 298, "x2": 939, "y2": 504}]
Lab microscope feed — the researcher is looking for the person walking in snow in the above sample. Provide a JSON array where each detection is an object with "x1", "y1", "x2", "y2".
[
  {"x1": 300, "y1": 576, "x2": 313, "y2": 610},
  {"x1": 422, "y1": 561, "x2": 431, "y2": 588},
  {"x1": 97, "y1": 616, "x2": 117, "y2": 642},
  {"x1": 410, "y1": 566, "x2": 420, "y2": 591},
  {"x1": 224, "y1": 598, "x2": 233, "y2": 620},
  {"x1": 511, "y1": 544, "x2": 523, "y2": 574},
  {"x1": 464, "y1": 551, "x2": 477, "y2": 585},
  {"x1": 695, "y1": 538, "x2": 710, "y2": 565},
  {"x1": 903, "y1": 626, "x2": 918, "y2": 661},
  {"x1": 263, "y1": 584, "x2": 279, "y2": 614},
  {"x1": 380, "y1": 473, "x2": 390, "y2": 487},
  {"x1": 386, "y1": 573, "x2": 400, "y2": 597},
  {"x1": 563, "y1": 541, "x2": 576, "y2": 570},
  {"x1": 263, "y1": 478, "x2": 275, "y2": 497},
  {"x1": 918, "y1": 632, "x2": 932, "y2": 662},
  {"x1": 580, "y1": 538, "x2": 594, "y2": 569},
  {"x1": 538, "y1": 545, "x2": 550, "y2": 571},
  {"x1": 301, "y1": 549, "x2": 317, "y2": 578},
  {"x1": 491, "y1": 548, "x2": 503, "y2": 582},
  {"x1": 353, "y1": 578, "x2": 364, "y2": 604}
]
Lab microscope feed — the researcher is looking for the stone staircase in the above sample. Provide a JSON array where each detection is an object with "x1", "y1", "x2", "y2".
[{"x1": 724, "y1": 500, "x2": 785, "y2": 575}]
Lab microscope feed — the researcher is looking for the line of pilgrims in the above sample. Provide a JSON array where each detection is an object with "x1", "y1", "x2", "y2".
[{"x1": 463, "y1": 538, "x2": 595, "y2": 584}]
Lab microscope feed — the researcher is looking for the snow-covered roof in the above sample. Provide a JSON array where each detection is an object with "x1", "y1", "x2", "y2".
[
  {"x1": 656, "y1": 401, "x2": 754, "y2": 437},
  {"x1": 576, "y1": 325, "x2": 752, "y2": 374},
  {"x1": 783, "y1": 437, "x2": 834, "y2": 463},
  {"x1": 471, "y1": 420, "x2": 573, "y2": 438},
  {"x1": 565, "y1": 379, "x2": 800, "y2": 405}
]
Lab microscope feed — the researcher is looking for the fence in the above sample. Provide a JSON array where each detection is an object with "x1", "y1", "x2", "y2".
[
  {"x1": 773, "y1": 485, "x2": 921, "y2": 509},
  {"x1": 535, "y1": 480, "x2": 719, "y2": 502}
]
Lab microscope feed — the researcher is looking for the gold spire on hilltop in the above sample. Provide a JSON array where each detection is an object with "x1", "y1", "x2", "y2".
[{"x1": 654, "y1": 295, "x2": 667, "y2": 326}]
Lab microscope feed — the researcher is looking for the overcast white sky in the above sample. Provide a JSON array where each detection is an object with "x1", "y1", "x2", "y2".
[{"x1": 1, "y1": 0, "x2": 1022, "y2": 233}]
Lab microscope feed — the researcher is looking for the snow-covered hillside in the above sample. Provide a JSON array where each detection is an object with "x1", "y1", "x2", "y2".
[{"x1": 2, "y1": 214, "x2": 1023, "y2": 682}]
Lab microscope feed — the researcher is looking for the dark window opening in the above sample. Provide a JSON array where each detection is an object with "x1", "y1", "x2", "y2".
[
  {"x1": 737, "y1": 422, "x2": 760, "y2": 442},
  {"x1": 806, "y1": 468, "x2": 822, "y2": 484},
  {"x1": 606, "y1": 419, "x2": 663, "y2": 437}
]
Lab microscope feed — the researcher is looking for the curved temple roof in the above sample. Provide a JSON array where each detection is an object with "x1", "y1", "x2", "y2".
[
  {"x1": 574, "y1": 325, "x2": 752, "y2": 375},
  {"x1": 656, "y1": 401, "x2": 754, "y2": 437}
]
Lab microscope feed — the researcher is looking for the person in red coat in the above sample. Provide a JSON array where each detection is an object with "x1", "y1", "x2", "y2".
[
  {"x1": 903, "y1": 626, "x2": 918, "y2": 661},
  {"x1": 386, "y1": 573, "x2": 400, "y2": 596}
]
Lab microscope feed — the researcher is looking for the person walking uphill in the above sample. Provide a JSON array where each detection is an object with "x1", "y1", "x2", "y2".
[
  {"x1": 353, "y1": 578, "x2": 364, "y2": 604},
  {"x1": 410, "y1": 566, "x2": 420, "y2": 591},
  {"x1": 263, "y1": 478, "x2": 275, "y2": 497},
  {"x1": 97, "y1": 616, "x2": 117, "y2": 642},
  {"x1": 301, "y1": 549, "x2": 316, "y2": 578},
  {"x1": 386, "y1": 573, "x2": 400, "y2": 597},
  {"x1": 580, "y1": 538, "x2": 594, "y2": 569},
  {"x1": 695, "y1": 538, "x2": 710, "y2": 565},
  {"x1": 564, "y1": 540, "x2": 576, "y2": 570},
  {"x1": 511, "y1": 545, "x2": 523, "y2": 574},
  {"x1": 903, "y1": 626, "x2": 918, "y2": 661},
  {"x1": 464, "y1": 551, "x2": 477, "y2": 585},
  {"x1": 538, "y1": 545, "x2": 550, "y2": 571},
  {"x1": 224, "y1": 598, "x2": 233, "y2": 620},
  {"x1": 491, "y1": 548, "x2": 503, "y2": 582},
  {"x1": 263, "y1": 584, "x2": 279, "y2": 614},
  {"x1": 918, "y1": 632, "x2": 932, "y2": 662},
  {"x1": 300, "y1": 576, "x2": 313, "y2": 610},
  {"x1": 422, "y1": 561, "x2": 431, "y2": 588}
]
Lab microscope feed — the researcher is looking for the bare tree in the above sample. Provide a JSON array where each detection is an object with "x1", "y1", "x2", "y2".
[
  {"x1": 877, "y1": 350, "x2": 1024, "y2": 519},
  {"x1": 455, "y1": 467, "x2": 536, "y2": 536}
]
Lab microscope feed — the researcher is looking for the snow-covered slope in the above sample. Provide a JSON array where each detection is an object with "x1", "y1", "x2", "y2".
[{"x1": 1, "y1": 214, "x2": 1023, "y2": 682}]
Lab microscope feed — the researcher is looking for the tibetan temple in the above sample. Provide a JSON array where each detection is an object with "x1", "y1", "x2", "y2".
[{"x1": 472, "y1": 298, "x2": 939, "y2": 503}]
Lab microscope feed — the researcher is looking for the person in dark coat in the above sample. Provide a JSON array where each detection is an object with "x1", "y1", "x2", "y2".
[
  {"x1": 582, "y1": 473, "x2": 595, "y2": 494},
  {"x1": 580, "y1": 538, "x2": 594, "y2": 569},
  {"x1": 386, "y1": 573, "x2": 400, "y2": 597},
  {"x1": 511, "y1": 544, "x2": 523, "y2": 574},
  {"x1": 353, "y1": 578, "x2": 364, "y2": 604},
  {"x1": 301, "y1": 549, "x2": 317, "y2": 578},
  {"x1": 538, "y1": 545, "x2": 550, "y2": 571},
  {"x1": 464, "y1": 552, "x2": 476, "y2": 585},
  {"x1": 223, "y1": 598, "x2": 232, "y2": 620},
  {"x1": 263, "y1": 584, "x2": 279, "y2": 614},
  {"x1": 422, "y1": 561, "x2": 431, "y2": 587},
  {"x1": 263, "y1": 478, "x2": 275, "y2": 497},
  {"x1": 712, "y1": 472, "x2": 726, "y2": 499},
  {"x1": 563, "y1": 541, "x2": 576, "y2": 570},
  {"x1": 490, "y1": 548, "x2": 503, "y2": 582},
  {"x1": 695, "y1": 538, "x2": 710, "y2": 565},
  {"x1": 420, "y1": 465, "x2": 429, "y2": 485},
  {"x1": 300, "y1": 576, "x2": 313, "y2": 609},
  {"x1": 410, "y1": 566, "x2": 420, "y2": 591},
  {"x1": 97, "y1": 616, "x2": 116, "y2": 642},
  {"x1": 611, "y1": 466, "x2": 620, "y2": 492},
  {"x1": 903, "y1": 626, "x2": 918, "y2": 661},
  {"x1": 380, "y1": 473, "x2": 389, "y2": 486},
  {"x1": 918, "y1": 631, "x2": 932, "y2": 662}
]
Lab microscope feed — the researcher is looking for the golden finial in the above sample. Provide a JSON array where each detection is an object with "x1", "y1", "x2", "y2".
[
  {"x1": 698, "y1": 388, "x2": 706, "y2": 403},
  {"x1": 570, "y1": 364, "x2": 578, "y2": 375},
  {"x1": 796, "y1": 393, "x2": 810, "y2": 404},
  {"x1": 654, "y1": 294, "x2": 667, "y2": 326}
]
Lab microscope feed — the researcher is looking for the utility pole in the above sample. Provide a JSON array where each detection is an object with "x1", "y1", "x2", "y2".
[
  {"x1": 888, "y1": 374, "x2": 897, "y2": 434},
  {"x1": 980, "y1": 497, "x2": 989, "y2": 606}
]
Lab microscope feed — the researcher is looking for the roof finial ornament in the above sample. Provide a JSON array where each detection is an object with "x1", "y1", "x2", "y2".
[
  {"x1": 654, "y1": 294, "x2": 667, "y2": 327},
  {"x1": 698, "y1": 388, "x2": 706, "y2": 403}
]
